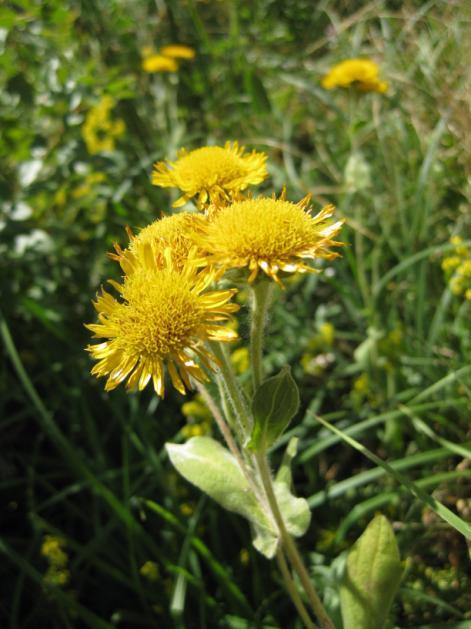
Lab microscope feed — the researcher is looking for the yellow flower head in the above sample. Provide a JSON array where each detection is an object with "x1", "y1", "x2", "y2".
[
  {"x1": 86, "y1": 253, "x2": 239, "y2": 397},
  {"x1": 195, "y1": 194, "x2": 344, "y2": 285},
  {"x1": 142, "y1": 54, "x2": 178, "y2": 73},
  {"x1": 321, "y1": 58, "x2": 388, "y2": 94},
  {"x1": 152, "y1": 142, "x2": 268, "y2": 209},
  {"x1": 110, "y1": 212, "x2": 208, "y2": 275},
  {"x1": 160, "y1": 44, "x2": 195, "y2": 59}
]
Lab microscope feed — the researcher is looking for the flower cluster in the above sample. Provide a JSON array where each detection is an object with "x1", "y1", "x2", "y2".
[
  {"x1": 321, "y1": 58, "x2": 388, "y2": 94},
  {"x1": 86, "y1": 142, "x2": 344, "y2": 397},
  {"x1": 442, "y1": 236, "x2": 471, "y2": 300},
  {"x1": 82, "y1": 96, "x2": 126, "y2": 155},
  {"x1": 41, "y1": 535, "x2": 70, "y2": 587},
  {"x1": 142, "y1": 44, "x2": 195, "y2": 73}
]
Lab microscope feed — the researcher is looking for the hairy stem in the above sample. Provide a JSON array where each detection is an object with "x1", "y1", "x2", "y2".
[
  {"x1": 249, "y1": 280, "x2": 274, "y2": 392},
  {"x1": 276, "y1": 548, "x2": 318, "y2": 629},
  {"x1": 210, "y1": 341, "x2": 251, "y2": 435},
  {"x1": 256, "y1": 453, "x2": 335, "y2": 629}
]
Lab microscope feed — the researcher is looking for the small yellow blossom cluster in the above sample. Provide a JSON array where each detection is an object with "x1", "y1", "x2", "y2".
[
  {"x1": 41, "y1": 535, "x2": 70, "y2": 587},
  {"x1": 142, "y1": 44, "x2": 195, "y2": 73},
  {"x1": 442, "y1": 236, "x2": 471, "y2": 300},
  {"x1": 86, "y1": 142, "x2": 344, "y2": 398},
  {"x1": 321, "y1": 58, "x2": 388, "y2": 94},
  {"x1": 140, "y1": 560, "x2": 160, "y2": 582},
  {"x1": 82, "y1": 96, "x2": 125, "y2": 155},
  {"x1": 181, "y1": 393, "x2": 212, "y2": 437}
]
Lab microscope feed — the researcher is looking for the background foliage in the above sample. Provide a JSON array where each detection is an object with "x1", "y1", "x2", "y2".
[{"x1": 1, "y1": 1, "x2": 470, "y2": 627}]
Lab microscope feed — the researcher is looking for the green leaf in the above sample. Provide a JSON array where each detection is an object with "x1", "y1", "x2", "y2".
[
  {"x1": 273, "y1": 438, "x2": 311, "y2": 539},
  {"x1": 340, "y1": 514, "x2": 403, "y2": 629},
  {"x1": 251, "y1": 522, "x2": 279, "y2": 559},
  {"x1": 274, "y1": 481, "x2": 311, "y2": 538},
  {"x1": 166, "y1": 437, "x2": 274, "y2": 538},
  {"x1": 249, "y1": 366, "x2": 300, "y2": 452}
]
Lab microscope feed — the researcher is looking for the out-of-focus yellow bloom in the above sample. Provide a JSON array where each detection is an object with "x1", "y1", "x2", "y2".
[
  {"x1": 44, "y1": 567, "x2": 70, "y2": 587},
  {"x1": 140, "y1": 561, "x2": 160, "y2": 582},
  {"x1": 231, "y1": 347, "x2": 250, "y2": 374},
  {"x1": 353, "y1": 373, "x2": 369, "y2": 395},
  {"x1": 442, "y1": 235, "x2": 471, "y2": 299},
  {"x1": 72, "y1": 172, "x2": 107, "y2": 199},
  {"x1": 321, "y1": 58, "x2": 388, "y2": 94},
  {"x1": 142, "y1": 54, "x2": 178, "y2": 73},
  {"x1": 180, "y1": 502, "x2": 194, "y2": 516},
  {"x1": 319, "y1": 322, "x2": 335, "y2": 347},
  {"x1": 181, "y1": 423, "x2": 210, "y2": 438},
  {"x1": 450, "y1": 235, "x2": 468, "y2": 257},
  {"x1": 441, "y1": 256, "x2": 461, "y2": 272},
  {"x1": 196, "y1": 193, "x2": 343, "y2": 285},
  {"x1": 141, "y1": 44, "x2": 195, "y2": 73},
  {"x1": 181, "y1": 394, "x2": 212, "y2": 438},
  {"x1": 86, "y1": 254, "x2": 239, "y2": 397},
  {"x1": 110, "y1": 212, "x2": 208, "y2": 275},
  {"x1": 82, "y1": 96, "x2": 125, "y2": 155},
  {"x1": 239, "y1": 548, "x2": 250, "y2": 566},
  {"x1": 160, "y1": 44, "x2": 195, "y2": 59},
  {"x1": 41, "y1": 536, "x2": 68, "y2": 567},
  {"x1": 41, "y1": 536, "x2": 70, "y2": 588},
  {"x1": 182, "y1": 394, "x2": 211, "y2": 421},
  {"x1": 152, "y1": 142, "x2": 268, "y2": 209}
]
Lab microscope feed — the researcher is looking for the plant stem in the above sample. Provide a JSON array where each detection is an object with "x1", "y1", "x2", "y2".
[
  {"x1": 276, "y1": 548, "x2": 318, "y2": 629},
  {"x1": 210, "y1": 342, "x2": 251, "y2": 434},
  {"x1": 249, "y1": 280, "x2": 273, "y2": 392},
  {"x1": 256, "y1": 453, "x2": 335, "y2": 629},
  {"x1": 194, "y1": 382, "x2": 246, "y2": 470}
]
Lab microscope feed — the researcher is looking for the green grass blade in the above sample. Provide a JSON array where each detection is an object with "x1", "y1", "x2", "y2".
[{"x1": 313, "y1": 414, "x2": 471, "y2": 540}]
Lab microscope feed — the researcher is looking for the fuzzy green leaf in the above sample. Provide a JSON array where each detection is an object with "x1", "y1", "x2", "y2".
[
  {"x1": 166, "y1": 437, "x2": 274, "y2": 538},
  {"x1": 340, "y1": 514, "x2": 403, "y2": 629},
  {"x1": 274, "y1": 438, "x2": 311, "y2": 538},
  {"x1": 249, "y1": 366, "x2": 300, "y2": 452}
]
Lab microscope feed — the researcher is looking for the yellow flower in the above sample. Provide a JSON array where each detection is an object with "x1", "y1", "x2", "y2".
[
  {"x1": 231, "y1": 347, "x2": 250, "y2": 374},
  {"x1": 196, "y1": 194, "x2": 344, "y2": 285},
  {"x1": 82, "y1": 96, "x2": 126, "y2": 155},
  {"x1": 41, "y1": 536, "x2": 68, "y2": 567},
  {"x1": 44, "y1": 567, "x2": 70, "y2": 587},
  {"x1": 321, "y1": 58, "x2": 388, "y2": 94},
  {"x1": 181, "y1": 394, "x2": 211, "y2": 421},
  {"x1": 160, "y1": 44, "x2": 195, "y2": 59},
  {"x1": 450, "y1": 235, "x2": 468, "y2": 257},
  {"x1": 319, "y1": 322, "x2": 335, "y2": 346},
  {"x1": 140, "y1": 561, "x2": 160, "y2": 582},
  {"x1": 441, "y1": 256, "x2": 461, "y2": 272},
  {"x1": 110, "y1": 212, "x2": 208, "y2": 275},
  {"x1": 86, "y1": 253, "x2": 239, "y2": 397},
  {"x1": 152, "y1": 142, "x2": 268, "y2": 209},
  {"x1": 142, "y1": 53, "x2": 178, "y2": 73}
]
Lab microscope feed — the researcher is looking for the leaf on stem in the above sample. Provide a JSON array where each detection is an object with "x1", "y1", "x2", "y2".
[
  {"x1": 166, "y1": 436, "x2": 274, "y2": 536},
  {"x1": 249, "y1": 366, "x2": 300, "y2": 452}
]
